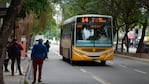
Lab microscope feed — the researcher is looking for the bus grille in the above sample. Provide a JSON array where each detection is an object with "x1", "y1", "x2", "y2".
[{"x1": 88, "y1": 56, "x2": 100, "y2": 57}]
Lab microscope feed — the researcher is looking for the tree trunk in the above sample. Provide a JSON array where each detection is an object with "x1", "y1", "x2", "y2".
[
  {"x1": 126, "y1": 24, "x2": 129, "y2": 53},
  {"x1": 0, "y1": 0, "x2": 24, "y2": 84},
  {"x1": 115, "y1": 30, "x2": 119, "y2": 51},
  {"x1": 136, "y1": 19, "x2": 147, "y2": 53},
  {"x1": 121, "y1": 37, "x2": 124, "y2": 52},
  {"x1": 121, "y1": 24, "x2": 129, "y2": 52},
  {"x1": 0, "y1": 43, "x2": 4, "y2": 84}
]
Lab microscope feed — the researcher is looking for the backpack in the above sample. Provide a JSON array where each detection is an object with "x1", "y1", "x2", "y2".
[{"x1": 14, "y1": 44, "x2": 20, "y2": 56}]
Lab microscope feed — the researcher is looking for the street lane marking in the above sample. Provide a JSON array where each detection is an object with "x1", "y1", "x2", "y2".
[
  {"x1": 134, "y1": 69, "x2": 147, "y2": 74},
  {"x1": 79, "y1": 68, "x2": 111, "y2": 84},
  {"x1": 80, "y1": 69, "x2": 87, "y2": 73},
  {"x1": 92, "y1": 75, "x2": 111, "y2": 84},
  {"x1": 119, "y1": 64, "x2": 127, "y2": 68}
]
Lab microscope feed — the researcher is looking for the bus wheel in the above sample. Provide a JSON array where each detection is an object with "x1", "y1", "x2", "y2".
[
  {"x1": 101, "y1": 61, "x2": 106, "y2": 65},
  {"x1": 70, "y1": 60, "x2": 75, "y2": 65},
  {"x1": 62, "y1": 56, "x2": 66, "y2": 61},
  {"x1": 70, "y1": 60, "x2": 73, "y2": 64}
]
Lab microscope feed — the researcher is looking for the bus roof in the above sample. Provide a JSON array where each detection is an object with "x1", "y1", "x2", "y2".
[{"x1": 63, "y1": 14, "x2": 112, "y2": 25}]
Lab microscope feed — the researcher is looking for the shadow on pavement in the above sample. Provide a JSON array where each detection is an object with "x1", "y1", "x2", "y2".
[{"x1": 61, "y1": 59, "x2": 112, "y2": 67}]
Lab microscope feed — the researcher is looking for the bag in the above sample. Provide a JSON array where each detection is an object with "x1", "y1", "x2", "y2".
[
  {"x1": 5, "y1": 51, "x2": 9, "y2": 59},
  {"x1": 14, "y1": 44, "x2": 20, "y2": 56},
  {"x1": 29, "y1": 61, "x2": 33, "y2": 80}
]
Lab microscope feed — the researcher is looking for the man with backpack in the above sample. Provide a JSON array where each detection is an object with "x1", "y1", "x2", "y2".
[{"x1": 8, "y1": 39, "x2": 23, "y2": 76}]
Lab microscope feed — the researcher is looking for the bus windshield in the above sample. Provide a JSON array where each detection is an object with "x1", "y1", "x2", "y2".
[{"x1": 76, "y1": 17, "x2": 112, "y2": 47}]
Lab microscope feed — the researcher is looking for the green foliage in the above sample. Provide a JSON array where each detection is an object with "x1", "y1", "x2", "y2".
[
  {"x1": 60, "y1": 0, "x2": 147, "y2": 28},
  {"x1": 47, "y1": 25, "x2": 60, "y2": 40},
  {"x1": 0, "y1": 0, "x2": 10, "y2": 2},
  {"x1": 58, "y1": 0, "x2": 149, "y2": 52},
  {"x1": 19, "y1": 0, "x2": 52, "y2": 18},
  {"x1": 61, "y1": 0, "x2": 103, "y2": 20},
  {"x1": 19, "y1": 0, "x2": 58, "y2": 38}
]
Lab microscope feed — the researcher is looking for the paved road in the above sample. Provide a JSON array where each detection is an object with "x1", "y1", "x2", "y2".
[
  {"x1": 28, "y1": 45, "x2": 149, "y2": 84},
  {"x1": 82, "y1": 56, "x2": 149, "y2": 84}
]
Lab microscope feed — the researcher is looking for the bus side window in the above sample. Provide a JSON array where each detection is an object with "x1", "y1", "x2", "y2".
[
  {"x1": 76, "y1": 29, "x2": 83, "y2": 40},
  {"x1": 71, "y1": 27, "x2": 74, "y2": 45}
]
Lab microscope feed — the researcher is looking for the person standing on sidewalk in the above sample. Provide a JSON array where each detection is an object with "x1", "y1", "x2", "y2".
[
  {"x1": 3, "y1": 41, "x2": 10, "y2": 72},
  {"x1": 31, "y1": 38, "x2": 47, "y2": 83},
  {"x1": 44, "y1": 40, "x2": 50, "y2": 52},
  {"x1": 8, "y1": 39, "x2": 23, "y2": 76}
]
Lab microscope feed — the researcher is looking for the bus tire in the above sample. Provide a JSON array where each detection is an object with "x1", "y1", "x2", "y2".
[
  {"x1": 70, "y1": 60, "x2": 76, "y2": 65},
  {"x1": 101, "y1": 60, "x2": 106, "y2": 65},
  {"x1": 62, "y1": 56, "x2": 66, "y2": 61}
]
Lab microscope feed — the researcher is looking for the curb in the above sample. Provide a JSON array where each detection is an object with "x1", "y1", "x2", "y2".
[{"x1": 115, "y1": 53, "x2": 149, "y2": 63}]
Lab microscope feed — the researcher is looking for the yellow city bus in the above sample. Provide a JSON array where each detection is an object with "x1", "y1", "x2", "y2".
[{"x1": 60, "y1": 14, "x2": 114, "y2": 64}]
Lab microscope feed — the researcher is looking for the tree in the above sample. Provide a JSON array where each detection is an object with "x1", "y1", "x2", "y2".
[
  {"x1": 61, "y1": 0, "x2": 100, "y2": 20},
  {"x1": 99, "y1": 0, "x2": 141, "y2": 52},
  {"x1": 120, "y1": 0, "x2": 141, "y2": 52},
  {"x1": 0, "y1": 0, "x2": 24, "y2": 83},
  {"x1": 18, "y1": 0, "x2": 55, "y2": 49},
  {"x1": 0, "y1": 0, "x2": 58, "y2": 83},
  {"x1": 60, "y1": 0, "x2": 143, "y2": 53},
  {"x1": 136, "y1": 0, "x2": 149, "y2": 53},
  {"x1": 99, "y1": 0, "x2": 123, "y2": 51}
]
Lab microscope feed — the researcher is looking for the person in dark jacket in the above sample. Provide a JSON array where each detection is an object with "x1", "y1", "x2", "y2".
[
  {"x1": 44, "y1": 40, "x2": 50, "y2": 52},
  {"x1": 31, "y1": 38, "x2": 47, "y2": 83},
  {"x1": 8, "y1": 39, "x2": 23, "y2": 76}
]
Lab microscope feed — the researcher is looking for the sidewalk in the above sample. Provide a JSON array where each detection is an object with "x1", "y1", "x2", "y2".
[
  {"x1": 115, "y1": 47, "x2": 149, "y2": 63},
  {"x1": 3, "y1": 51, "x2": 31, "y2": 84}
]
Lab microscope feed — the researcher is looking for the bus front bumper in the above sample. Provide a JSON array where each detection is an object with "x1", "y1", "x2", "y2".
[{"x1": 72, "y1": 52, "x2": 114, "y2": 61}]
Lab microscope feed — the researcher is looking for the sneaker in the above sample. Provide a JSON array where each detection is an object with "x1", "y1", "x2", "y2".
[
  {"x1": 38, "y1": 80, "x2": 42, "y2": 82},
  {"x1": 32, "y1": 81, "x2": 36, "y2": 84},
  {"x1": 19, "y1": 73, "x2": 23, "y2": 75},
  {"x1": 5, "y1": 69, "x2": 9, "y2": 72},
  {"x1": 11, "y1": 74, "x2": 14, "y2": 76}
]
